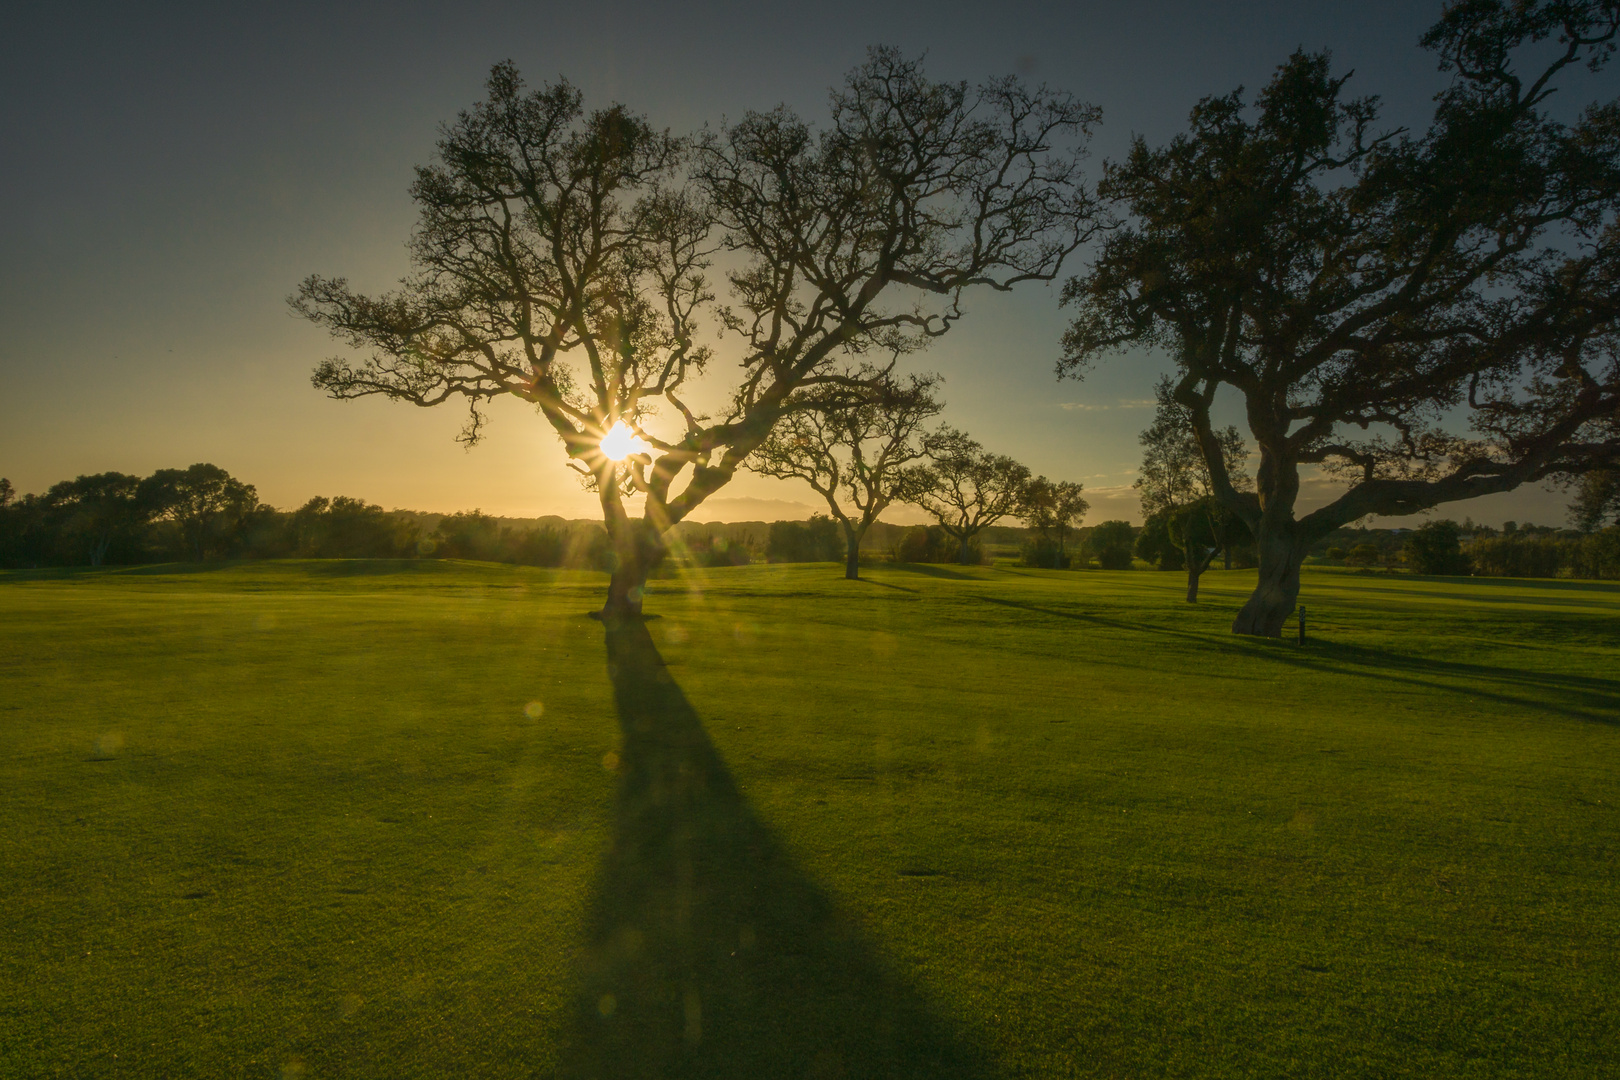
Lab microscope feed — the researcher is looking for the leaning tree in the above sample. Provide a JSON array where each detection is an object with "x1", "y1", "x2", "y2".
[
  {"x1": 1062, "y1": 1, "x2": 1620, "y2": 635},
  {"x1": 748, "y1": 371, "x2": 943, "y2": 579},
  {"x1": 908, "y1": 428, "x2": 1033, "y2": 563},
  {"x1": 296, "y1": 51, "x2": 1103, "y2": 619}
]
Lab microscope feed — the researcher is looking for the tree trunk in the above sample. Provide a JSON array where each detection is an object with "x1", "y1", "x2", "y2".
[
  {"x1": 597, "y1": 480, "x2": 664, "y2": 622},
  {"x1": 1184, "y1": 536, "x2": 1202, "y2": 603},
  {"x1": 958, "y1": 535, "x2": 973, "y2": 564},
  {"x1": 1231, "y1": 524, "x2": 1309, "y2": 636},
  {"x1": 844, "y1": 528, "x2": 861, "y2": 580}
]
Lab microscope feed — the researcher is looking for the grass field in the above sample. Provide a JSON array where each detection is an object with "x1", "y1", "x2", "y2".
[{"x1": 1, "y1": 560, "x2": 1617, "y2": 1079}]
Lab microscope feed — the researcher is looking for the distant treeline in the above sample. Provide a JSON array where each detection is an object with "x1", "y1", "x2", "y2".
[
  {"x1": 1313, "y1": 520, "x2": 1620, "y2": 580},
  {"x1": 5, "y1": 467, "x2": 1615, "y2": 579},
  {"x1": 0, "y1": 464, "x2": 1037, "y2": 572}
]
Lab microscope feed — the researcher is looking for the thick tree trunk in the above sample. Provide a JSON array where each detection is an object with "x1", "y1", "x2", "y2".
[
  {"x1": 596, "y1": 482, "x2": 664, "y2": 622},
  {"x1": 1231, "y1": 524, "x2": 1309, "y2": 636},
  {"x1": 957, "y1": 535, "x2": 973, "y2": 564},
  {"x1": 844, "y1": 529, "x2": 861, "y2": 580}
]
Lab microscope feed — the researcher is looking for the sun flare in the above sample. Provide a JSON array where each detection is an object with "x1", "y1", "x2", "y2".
[{"x1": 599, "y1": 420, "x2": 652, "y2": 461}]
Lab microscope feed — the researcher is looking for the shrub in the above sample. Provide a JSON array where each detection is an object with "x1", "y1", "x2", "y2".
[
  {"x1": 1086, "y1": 520, "x2": 1136, "y2": 570},
  {"x1": 765, "y1": 515, "x2": 840, "y2": 562},
  {"x1": 1404, "y1": 520, "x2": 1472, "y2": 576},
  {"x1": 1020, "y1": 537, "x2": 1069, "y2": 569},
  {"x1": 1345, "y1": 543, "x2": 1381, "y2": 567}
]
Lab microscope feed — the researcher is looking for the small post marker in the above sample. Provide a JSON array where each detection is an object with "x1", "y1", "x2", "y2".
[{"x1": 1297, "y1": 604, "x2": 1306, "y2": 645}]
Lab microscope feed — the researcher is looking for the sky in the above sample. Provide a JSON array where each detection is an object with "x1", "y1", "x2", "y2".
[{"x1": 0, "y1": 0, "x2": 1597, "y2": 527}]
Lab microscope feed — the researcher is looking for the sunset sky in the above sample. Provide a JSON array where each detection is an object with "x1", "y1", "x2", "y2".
[{"x1": 0, "y1": 0, "x2": 1595, "y2": 526}]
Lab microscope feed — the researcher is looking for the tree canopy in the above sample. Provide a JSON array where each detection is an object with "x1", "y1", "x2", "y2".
[
  {"x1": 296, "y1": 50, "x2": 1104, "y2": 617},
  {"x1": 749, "y1": 372, "x2": 943, "y2": 578},
  {"x1": 907, "y1": 429, "x2": 1033, "y2": 563},
  {"x1": 1061, "y1": 0, "x2": 1620, "y2": 634}
]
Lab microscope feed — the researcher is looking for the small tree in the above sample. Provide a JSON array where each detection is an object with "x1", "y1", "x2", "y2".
[
  {"x1": 749, "y1": 373, "x2": 942, "y2": 579},
  {"x1": 907, "y1": 428, "x2": 1032, "y2": 564},
  {"x1": 1063, "y1": 3, "x2": 1620, "y2": 635},
  {"x1": 1569, "y1": 470, "x2": 1619, "y2": 532},
  {"x1": 1019, "y1": 477, "x2": 1089, "y2": 567},
  {"x1": 1135, "y1": 377, "x2": 1250, "y2": 601},
  {"x1": 297, "y1": 53, "x2": 1103, "y2": 619},
  {"x1": 1087, "y1": 519, "x2": 1137, "y2": 569},
  {"x1": 1405, "y1": 519, "x2": 1473, "y2": 575},
  {"x1": 137, "y1": 464, "x2": 258, "y2": 561}
]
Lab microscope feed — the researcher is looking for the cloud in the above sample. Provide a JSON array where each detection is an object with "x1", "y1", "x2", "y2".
[{"x1": 1057, "y1": 399, "x2": 1156, "y2": 412}]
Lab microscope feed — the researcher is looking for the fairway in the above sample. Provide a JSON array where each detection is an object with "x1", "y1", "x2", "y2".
[{"x1": 2, "y1": 562, "x2": 1618, "y2": 1078}]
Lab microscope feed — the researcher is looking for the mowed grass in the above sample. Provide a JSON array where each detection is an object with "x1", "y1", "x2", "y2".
[{"x1": 1, "y1": 560, "x2": 1617, "y2": 1079}]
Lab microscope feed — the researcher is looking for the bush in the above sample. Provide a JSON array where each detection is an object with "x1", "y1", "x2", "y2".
[
  {"x1": 1345, "y1": 543, "x2": 1381, "y2": 567},
  {"x1": 892, "y1": 524, "x2": 976, "y2": 563},
  {"x1": 1325, "y1": 546, "x2": 1347, "y2": 561},
  {"x1": 1404, "y1": 520, "x2": 1472, "y2": 576},
  {"x1": 766, "y1": 515, "x2": 840, "y2": 563},
  {"x1": 1020, "y1": 537, "x2": 1070, "y2": 569},
  {"x1": 1086, "y1": 520, "x2": 1136, "y2": 570}
]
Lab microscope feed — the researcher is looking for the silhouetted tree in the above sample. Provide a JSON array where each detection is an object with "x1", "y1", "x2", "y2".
[
  {"x1": 1135, "y1": 377, "x2": 1250, "y2": 600},
  {"x1": 296, "y1": 52, "x2": 1104, "y2": 619},
  {"x1": 1405, "y1": 519, "x2": 1473, "y2": 575},
  {"x1": 1062, "y1": 3, "x2": 1620, "y2": 634},
  {"x1": 41, "y1": 473, "x2": 146, "y2": 566},
  {"x1": 750, "y1": 372, "x2": 942, "y2": 578},
  {"x1": 1087, "y1": 519, "x2": 1137, "y2": 570},
  {"x1": 1569, "y1": 469, "x2": 1620, "y2": 531},
  {"x1": 137, "y1": 464, "x2": 258, "y2": 561},
  {"x1": 1018, "y1": 477, "x2": 1089, "y2": 567},
  {"x1": 908, "y1": 428, "x2": 1033, "y2": 564}
]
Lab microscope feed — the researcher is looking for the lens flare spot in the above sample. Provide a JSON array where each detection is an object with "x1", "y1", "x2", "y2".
[
  {"x1": 524, "y1": 701, "x2": 545, "y2": 720},
  {"x1": 598, "y1": 993, "x2": 617, "y2": 1017},
  {"x1": 602, "y1": 751, "x2": 621, "y2": 772},
  {"x1": 95, "y1": 733, "x2": 124, "y2": 758}
]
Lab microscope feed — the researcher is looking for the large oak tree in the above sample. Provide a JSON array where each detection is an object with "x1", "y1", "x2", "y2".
[
  {"x1": 296, "y1": 51, "x2": 1103, "y2": 618},
  {"x1": 1062, "y1": 1, "x2": 1620, "y2": 635}
]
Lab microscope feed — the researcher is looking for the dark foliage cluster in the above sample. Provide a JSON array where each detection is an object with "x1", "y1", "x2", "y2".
[
  {"x1": 764, "y1": 517, "x2": 841, "y2": 564},
  {"x1": 0, "y1": 468, "x2": 611, "y2": 571}
]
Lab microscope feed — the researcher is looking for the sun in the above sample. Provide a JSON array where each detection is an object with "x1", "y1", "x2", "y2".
[{"x1": 599, "y1": 420, "x2": 652, "y2": 461}]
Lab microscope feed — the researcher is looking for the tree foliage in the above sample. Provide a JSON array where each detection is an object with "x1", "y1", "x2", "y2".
[
  {"x1": 296, "y1": 51, "x2": 1104, "y2": 616},
  {"x1": 1062, "y1": 2, "x2": 1620, "y2": 633},
  {"x1": 749, "y1": 372, "x2": 942, "y2": 577},
  {"x1": 907, "y1": 428, "x2": 1033, "y2": 563}
]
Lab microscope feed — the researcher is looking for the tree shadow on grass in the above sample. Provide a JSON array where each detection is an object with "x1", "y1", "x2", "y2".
[
  {"x1": 1260, "y1": 640, "x2": 1620, "y2": 727},
  {"x1": 977, "y1": 595, "x2": 1619, "y2": 725},
  {"x1": 558, "y1": 620, "x2": 995, "y2": 1080},
  {"x1": 887, "y1": 563, "x2": 978, "y2": 581}
]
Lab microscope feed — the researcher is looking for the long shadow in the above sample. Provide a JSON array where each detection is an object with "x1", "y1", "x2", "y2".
[
  {"x1": 1261, "y1": 640, "x2": 1620, "y2": 726},
  {"x1": 887, "y1": 562, "x2": 978, "y2": 581},
  {"x1": 977, "y1": 596, "x2": 1619, "y2": 724},
  {"x1": 558, "y1": 620, "x2": 996, "y2": 1080}
]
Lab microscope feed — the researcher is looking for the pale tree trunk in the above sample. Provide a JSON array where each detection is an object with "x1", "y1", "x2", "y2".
[{"x1": 1231, "y1": 520, "x2": 1309, "y2": 636}]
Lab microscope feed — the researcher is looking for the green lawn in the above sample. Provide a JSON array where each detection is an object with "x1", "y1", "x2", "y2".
[{"x1": 1, "y1": 560, "x2": 1617, "y2": 1079}]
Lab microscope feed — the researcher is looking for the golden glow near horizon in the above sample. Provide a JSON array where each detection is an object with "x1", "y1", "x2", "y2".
[{"x1": 599, "y1": 420, "x2": 653, "y2": 461}]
